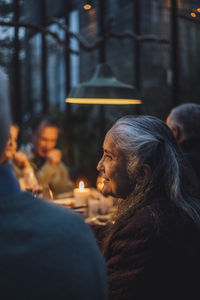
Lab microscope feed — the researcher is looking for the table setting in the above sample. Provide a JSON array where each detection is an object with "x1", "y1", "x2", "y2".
[{"x1": 53, "y1": 180, "x2": 116, "y2": 223}]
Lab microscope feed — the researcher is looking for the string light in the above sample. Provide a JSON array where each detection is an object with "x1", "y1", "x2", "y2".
[
  {"x1": 190, "y1": 12, "x2": 197, "y2": 18},
  {"x1": 83, "y1": 4, "x2": 92, "y2": 10}
]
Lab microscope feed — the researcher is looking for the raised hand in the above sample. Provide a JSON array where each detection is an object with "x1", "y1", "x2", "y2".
[
  {"x1": 46, "y1": 149, "x2": 62, "y2": 166},
  {"x1": 13, "y1": 151, "x2": 30, "y2": 169}
]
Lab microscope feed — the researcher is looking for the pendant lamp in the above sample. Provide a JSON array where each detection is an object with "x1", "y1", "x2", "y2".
[{"x1": 65, "y1": 63, "x2": 142, "y2": 105}]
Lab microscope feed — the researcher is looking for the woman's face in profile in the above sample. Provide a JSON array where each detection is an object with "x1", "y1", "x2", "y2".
[
  {"x1": 97, "y1": 134, "x2": 132, "y2": 199},
  {"x1": 4, "y1": 125, "x2": 19, "y2": 160}
]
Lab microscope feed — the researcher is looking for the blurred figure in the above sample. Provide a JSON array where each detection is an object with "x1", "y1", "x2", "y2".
[
  {"x1": 1, "y1": 123, "x2": 38, "y2": 191},
  {"x1": 1, "y1": 123, "x2": 19, "y2": 163},
  {"x1": 0, "y1": 69, "x2": 107, "y2": 300},
  {"x1": 97, "y1": 115, "x2": 200, "y2": 300},
  {"x1": 166, "y1": 103, "x2": 200, "y2": 180},
  {"x1": 13, "y1": 150, "x2": 39, "y2": 192},
  {"x1": 21, "y1": 115, "x2": 73, "y2": 196}
]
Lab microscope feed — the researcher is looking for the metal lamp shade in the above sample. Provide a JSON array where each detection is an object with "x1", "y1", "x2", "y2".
[{"x1": 65, "y1": 63, "x2": 142, "y2": 105}]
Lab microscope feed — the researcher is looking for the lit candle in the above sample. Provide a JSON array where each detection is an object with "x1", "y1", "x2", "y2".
[{"x1": 74, "y1": 181, "x2": 90, "y2": 206}]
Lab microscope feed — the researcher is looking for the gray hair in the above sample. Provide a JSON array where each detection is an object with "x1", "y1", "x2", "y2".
[
  {"x1": 169, "y1": 103, "x2": 200, "y2": 140},
  {"x1": 108, "y1": 115, "x2": 200, "y2": 226},
  {"x1": 0, "y1": 68, "x2": 10, "y2": 159}
]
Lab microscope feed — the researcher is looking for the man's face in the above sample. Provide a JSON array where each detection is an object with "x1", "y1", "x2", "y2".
[
  {"x1": 166, "y1": 114, "x2": 181, "y2": 143},
  {"x1": 4, "y1": 125, "x2": 19, "y2": 159},
  {"x1": 97, "y1": 134, "x2": 132, "y2": 199},
  {"x1": 33, "y1": 125, "x2": 59, "y2": 158}
]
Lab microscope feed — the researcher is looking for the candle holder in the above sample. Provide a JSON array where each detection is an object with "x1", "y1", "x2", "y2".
[{"x1": 74, "y1": 180, "x2": 90, "y2": 207}]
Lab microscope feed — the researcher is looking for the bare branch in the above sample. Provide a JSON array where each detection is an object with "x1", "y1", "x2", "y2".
[
  {"x1": 106, "y1": 31, "x2": 169, "y2": 44},
  {"x1": 50, "y1": 17, "x2": 169, "y2": 50},
  {"x1": 0, "y1": 17, "x2": 170, "y2": 57},
  {"x1": 0, "y1": 20, "x2": 79, "y2": 54},
  {"x1": 49, "y1": 17, "x2": 103, "y2": 50}
]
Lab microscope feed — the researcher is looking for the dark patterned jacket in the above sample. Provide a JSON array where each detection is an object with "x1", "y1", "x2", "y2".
[{"x1": 103, "y1": 198, "x2": 200, "y2": 300}]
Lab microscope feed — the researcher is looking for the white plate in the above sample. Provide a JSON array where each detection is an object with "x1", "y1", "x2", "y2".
[{"x1": 53, "y1": 198, "x2": 75, "y2": 207}]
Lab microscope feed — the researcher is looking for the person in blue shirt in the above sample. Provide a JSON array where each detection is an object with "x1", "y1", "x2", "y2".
[{"x1": 0, "y1": 68, "x2": 107, "y2": 300}]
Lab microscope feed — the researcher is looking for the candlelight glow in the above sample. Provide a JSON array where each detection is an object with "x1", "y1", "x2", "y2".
[
  {"x1": 79, "y1": 181, "x2": 85, "y2": 190},
  {"x1": 96, "y1": 176, "x2": 104, "y2": 192}
]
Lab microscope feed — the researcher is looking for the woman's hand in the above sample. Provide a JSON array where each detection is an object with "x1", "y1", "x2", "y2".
[{"x1": 13, "y1": 151, "x2": 30, "y2": 169}]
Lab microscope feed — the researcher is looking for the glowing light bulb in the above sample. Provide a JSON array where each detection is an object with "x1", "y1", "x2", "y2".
[
  {"x1": 191, "y1": 12, "x2": 197, "y2": 18},
  {"x1": 84, "y1": 4, "x2": 92, "y2": 10}
]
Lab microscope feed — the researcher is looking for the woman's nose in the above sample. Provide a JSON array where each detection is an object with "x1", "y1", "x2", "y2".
[{"x1": 97, "y1": 158, "x2": 103, "y2": 172}]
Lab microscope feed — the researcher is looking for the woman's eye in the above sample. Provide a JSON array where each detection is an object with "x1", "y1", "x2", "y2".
[{"x1": 105, "y1": 154, "x2": 112, "y2": 160}]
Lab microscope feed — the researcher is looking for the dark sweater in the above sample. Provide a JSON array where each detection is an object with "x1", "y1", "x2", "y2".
[
  {"x1": 180, "y1": 138, "x2": 200, "y2": 181},
  {"x1": 0, "y1": 165, "x2": 107, "y2": 299},
  {"x1": 103, "y1": 198, "x2": 200, "y2": 300}
]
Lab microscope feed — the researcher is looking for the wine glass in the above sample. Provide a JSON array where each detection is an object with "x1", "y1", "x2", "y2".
[{"x1": 32, "y1": 184, "x2": 53, "y2": 200}]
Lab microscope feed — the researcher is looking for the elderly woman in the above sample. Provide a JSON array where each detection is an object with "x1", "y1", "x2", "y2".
[{"x1": 97, "y1": 115, "x2": 200, "y2": 300}]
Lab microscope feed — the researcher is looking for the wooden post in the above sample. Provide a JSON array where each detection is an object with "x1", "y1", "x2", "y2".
[
  {"x1": 134, "y1": 0, "x2": 141, "y2": 91},
  {"x1": 65, "y1": 7, "x2": 71, "y2": 113},
  {"x1": 98, "y1": 0, "x2": 106, "y2": 139},
  {"x1": 134, "y1": 0, "x2": 141, "y2": 114},
  {"x1": 13, "y1": 0, "x2": 22, "y2": 127},
  {"x1": 170, "y1": 0, "x2": 179, "y2": 107},
  {"x1": 41, "y1": 0, "x2": 48, "y2": 113}
]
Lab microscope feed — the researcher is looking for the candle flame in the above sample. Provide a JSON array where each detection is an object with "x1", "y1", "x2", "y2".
[{"x1": 79, "y1": 181, "x2": 84, "y2": 190}]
